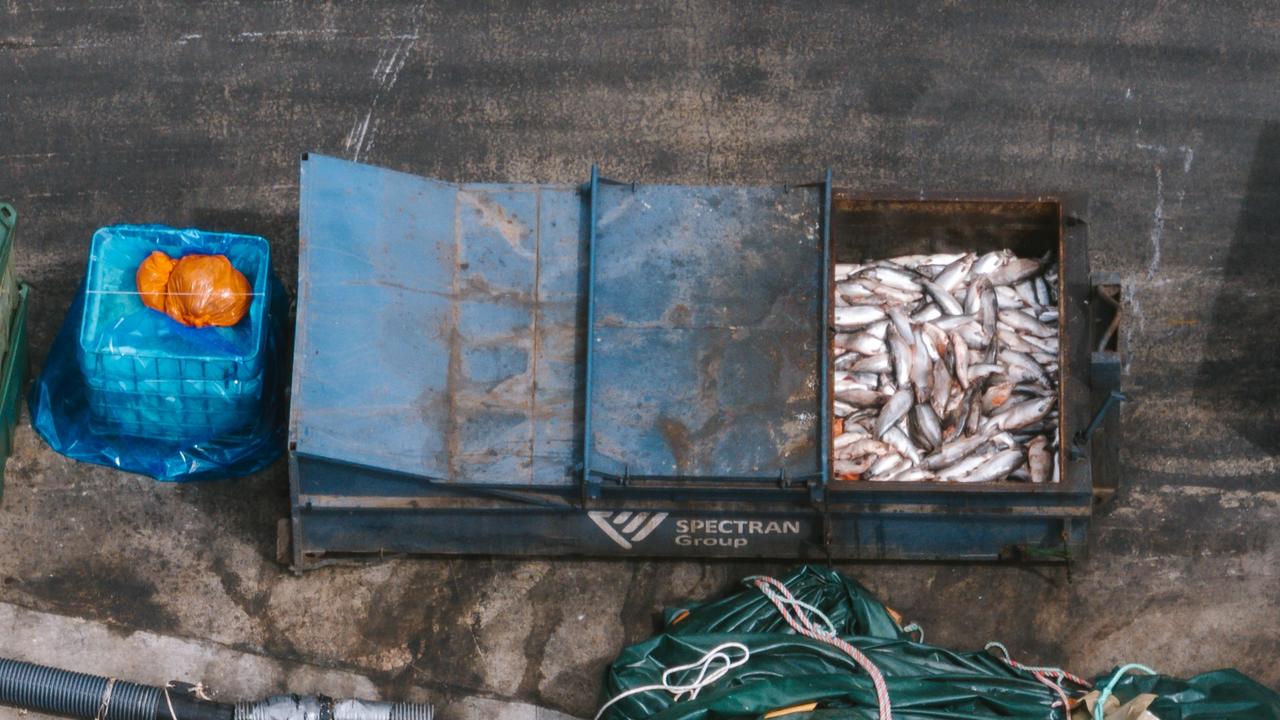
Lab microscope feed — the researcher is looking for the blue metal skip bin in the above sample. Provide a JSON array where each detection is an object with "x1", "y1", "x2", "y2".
[{"x1": 288, "y1": 155, "x2": 1118, "y2": 569}]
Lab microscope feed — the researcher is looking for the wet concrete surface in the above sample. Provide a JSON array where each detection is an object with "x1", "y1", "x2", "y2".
[{"x1": 1, "y1": 1, "x2": 1279, "y2": 717}]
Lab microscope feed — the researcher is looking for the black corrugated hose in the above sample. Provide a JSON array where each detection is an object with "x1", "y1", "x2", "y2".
[{"x1": 0, "y1": 656, "x2": 432, "y2": 720}]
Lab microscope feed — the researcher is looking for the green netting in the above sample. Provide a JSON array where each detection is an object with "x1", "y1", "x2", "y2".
[{"x1": 598, "y1": 566, "x2": 1280, "y2": 720}]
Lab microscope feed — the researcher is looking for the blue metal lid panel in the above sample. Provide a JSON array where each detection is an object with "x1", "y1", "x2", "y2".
[
  {"x1": 293, "y1": 155, "x2": 583, "y2": 486},
  {"x1": 584, "y1": 182, "x2": 823, "y2": 481}
]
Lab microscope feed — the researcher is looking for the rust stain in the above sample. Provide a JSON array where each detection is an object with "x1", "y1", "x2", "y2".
[
  {"x1": 658, "y1": 416, "x2": 694, "y2": 475},
  {"x1": 667, "y1": 303, "x2": 692, "y2": 326},
  {"x1": 457, "y1": 274, "x2": 535, "y2": 304},
  {"x1": 460, "y1": 190, "x2": 534, "y2": 258}
]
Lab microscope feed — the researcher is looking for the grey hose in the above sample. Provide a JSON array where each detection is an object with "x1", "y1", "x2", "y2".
[
  {"x1": 235, "y1": 696, "x2": 433, "y2": 720},
  {"x1": 0, "y1": 657, "x2": 159, "y2": 720},
  {"x1": 0, "y1": 655, "x2": 431, "y2": 720}
]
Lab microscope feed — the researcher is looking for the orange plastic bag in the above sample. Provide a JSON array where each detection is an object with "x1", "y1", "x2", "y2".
[{"x1": 136, "y1": 250, "x2": 252, "y2": 328}]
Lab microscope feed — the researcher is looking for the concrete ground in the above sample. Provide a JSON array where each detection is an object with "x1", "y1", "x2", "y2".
[{"x1": 1, "y1": 2, "x2": 1279, "y2": 718}]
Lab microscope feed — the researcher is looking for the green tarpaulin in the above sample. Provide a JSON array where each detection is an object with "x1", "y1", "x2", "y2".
[{"x1": 598, "y1": 566, "x2": 1279, "y2": 720}]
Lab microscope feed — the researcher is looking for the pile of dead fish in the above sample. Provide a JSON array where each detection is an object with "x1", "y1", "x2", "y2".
[{"x1": 832, "y1": 250, "x2": 1059, "y2": 483}]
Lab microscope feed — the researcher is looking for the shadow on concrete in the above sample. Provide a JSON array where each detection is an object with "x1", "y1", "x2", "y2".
[{"x1": 1196, "y1": 122, "x2": 1280, "y2": 455}]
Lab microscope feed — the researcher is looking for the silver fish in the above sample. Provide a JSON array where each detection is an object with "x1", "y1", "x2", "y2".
[
  {"x1": 1027, "y1": 435, "x2": 1051, "y2": 483},
  {"x1": 965, "y1": 388, "x2": 984, "y2": 435},
  {"x1": 1020, "y1": 334, "x2": 1058, "y2": 354},
  {"x1": 981, "y1": 381, "x2": 1015, "y2": 414},
  {"x1": 954, "y1": 448, "x2": 1024, "y2": 483},
  {"x1": 950, "y1": 331, "x2": 971, "y2": 389},
  {"x1": 987, "y1": 257, "x2": 1041, "y2": 285},
  {"x1": 936, "y1": 452, "x2": 991, "y2": 480},
  {"x1": 882, "y1": 426, "x2": 923, "y2": 464},
  {"x1": 834, "y1": 437, "x2": 892, "y2": 459},
  {"x1": 912, "y1": 403, "x2": 943, "y2": 451},
  {"x1": 992, "y1": 397, "x2": 1054, "y2": 431},
  {"x1": 972, "y1": 251, "x2": 1004, "y2": 276},
  {"x1": 1000, "y1": 309, "x2": 1056, "y2": 337},
  {"x1": 933, "y1": 314, "x2": 978, "y2": 331},
  {"x1": 955, "y1": 322, "x2": 988, "y2": 349},
  {"x1": 930, "y1": 356, "x2": 952, "y2": 416},
  {"x1": 864, "y1": 320, "x2": 890, "y2": 339},
  {"x1": 1034, "y1": 277, "x2": 1051, "y2": 307},
  {"x1": 835, "y1": 305, "x2": 887, "y2": 328},
  {"x1": 910, "y1": 330, "x2": 932, "y2": 402},
  {"x1": 911, "y1": 304, "x2": 943, "y2": 324},
  {"x1": 994, "y1": 285, "x2": 1024, "y2": 309},
  {"x1": 967, "y1": 363, "x2": 1002, "y2": 382},
  {"x1": 934, "y1": 254, "x2": 974, "y2": 292},
  {"x1": 876, "y1": 388, "x2": 914, "y2": 437},
  {"x1": 886, "y1": 468, "x2": 936, "y2": 483},
  {"x1": 1014, "y1": 280, "x2": 1039, "y2": 309},
  {"x1": 852, "y1": 353, "x2": 892, "y2": 374},
  {"x1": 921, "y1": 278, "x2": 965, "y2": 315},
  {"x1": 888, "y1": 329, "x2": 913, "y2": 387},
  {"x1": 869, "y1": 453, "x2": 906, "y2": 477},
  {"x1": 837, "y1": 280, "x2": 876, "y2": 299},
  {"x1": 963, "y1": 280, "x2": 985, "y2": 315},
  {"x1": 834, "y1": 457, "x2": 876, "y2": 476},
  {"x1": 922, "y1": 431, "x2": 991, "y2": 470},
  {"x1": 836, "y1": 388, "x2": 885, "y2": 407},
  {"x1": 980, "y1": 283, "x2": 998, "y2": 339},
  {"x1": 887, "y1": 304, "x2": 915, "y2": 343},
  {"x1": 871, "y1": 267, "x2": 922, "y2": 292},
  {"x1": 836, "y1": 331, "x2": 887, "y2": 356}
]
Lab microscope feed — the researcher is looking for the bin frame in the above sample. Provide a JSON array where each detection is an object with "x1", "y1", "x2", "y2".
[{"x1": 287, "y1": 157, "x2": 1118, "y2": 570}]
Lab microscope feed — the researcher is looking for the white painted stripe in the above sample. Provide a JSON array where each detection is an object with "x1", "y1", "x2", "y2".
[
  {"x1": 631, "y1": 513, "x2": 668, "y2": 542},
  {"x1": 587, "y1": 511, "x2": 631, "y2": 549},
  {"x1": 621, "y1": 512, "x2": 649, "y2": 535}
]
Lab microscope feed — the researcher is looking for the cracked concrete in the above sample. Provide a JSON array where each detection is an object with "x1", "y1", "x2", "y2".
[{"x1": 1, "y1": 1, "x2": 1279, "y2": 718}]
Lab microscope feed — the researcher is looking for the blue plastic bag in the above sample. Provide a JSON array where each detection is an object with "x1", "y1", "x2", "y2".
[{"x1": 29, "y1": 226, "x2": 289, "y2": 481}]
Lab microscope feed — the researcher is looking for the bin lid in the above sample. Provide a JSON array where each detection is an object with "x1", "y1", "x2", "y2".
[
  {"x1": 584, "y1": 181, "x2": 824, "y2": 482},
  {"x1": 293, "y1": 155, "x2": 583, "y2": 486}
]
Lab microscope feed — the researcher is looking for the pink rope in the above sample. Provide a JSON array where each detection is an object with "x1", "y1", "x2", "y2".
[
  {"x1": 752, "y1": 576, "x2": 892, "y2": 720},
  {"x1": 985, "y1": 641, "x2": 1091, "y2": 718}
]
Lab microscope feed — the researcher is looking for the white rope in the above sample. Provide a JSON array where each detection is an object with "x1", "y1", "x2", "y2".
[
  {"x1": 743, "y1": 576, "x2": 842, "y2": 637},
  {"x1": 95, "y1": 678, "x2": 116, "y2": 720},
  {"x1": 749, "y1": 576, "x2": 893, "y2": 720},
  {"x1": 163, "y1": 685, "x2": 179, "y2": 720},
  {"x1": 592, "y1": 642, "x2": 749, "y2": 720}
]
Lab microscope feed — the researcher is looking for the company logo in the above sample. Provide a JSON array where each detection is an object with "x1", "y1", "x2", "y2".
[
  {"x1": 587, "y1": 511, "x2": 669, "y2": 549},
  {"x1": 674, "y1": 519, "x2": 802, "y2": 548}
]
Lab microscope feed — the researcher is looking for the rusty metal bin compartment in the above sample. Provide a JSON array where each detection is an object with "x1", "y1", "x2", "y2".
[
  {"x1": 826, "y1": 194, "x2": 1093, "y2": 501},
  {"x1": 581, "y1": 170, "x2": 827, "y2": 488}
]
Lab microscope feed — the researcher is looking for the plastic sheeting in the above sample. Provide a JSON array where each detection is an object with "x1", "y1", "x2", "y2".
[
  {"x1": 1082, "y1": 669, "x2": 1280, "y2": 720},
  {"x1": 29, "y1": 268, "x2": 289, "y2": 482},
  {"x1": 599, "y1": 566, "x2": 1280, "y2": 720}
]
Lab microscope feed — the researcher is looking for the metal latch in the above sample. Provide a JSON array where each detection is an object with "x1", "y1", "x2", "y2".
[{"x1": 1071, "y1": 390, "x2": 1125, "y2": 460}]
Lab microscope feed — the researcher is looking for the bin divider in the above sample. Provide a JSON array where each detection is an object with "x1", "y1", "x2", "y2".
[
  {"x1": 581, "y1": 165, "x2": 601, "y2": 495},
  {"x1": 820, "y1": 168, "x2": 833, "y2": 488}
]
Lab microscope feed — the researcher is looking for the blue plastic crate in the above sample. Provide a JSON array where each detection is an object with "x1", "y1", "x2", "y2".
[
  {"x1": 77, "y1": 226, "x2": 271, "y2": 396},
  {"x1": 87, "y1": 384, "x2": 261, "y2": 440}
]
